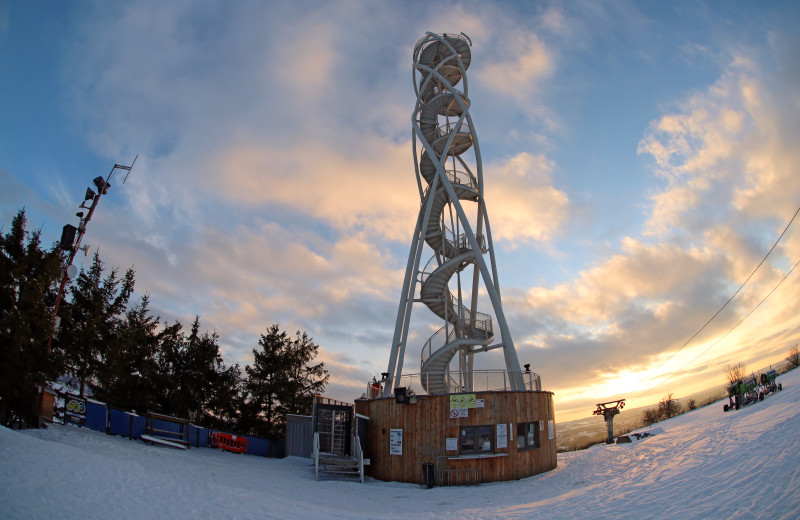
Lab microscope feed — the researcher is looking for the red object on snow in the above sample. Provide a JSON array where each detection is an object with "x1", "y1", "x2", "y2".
[{"x1": 210, "y1": 432, "x2": 249, "y2": 453}]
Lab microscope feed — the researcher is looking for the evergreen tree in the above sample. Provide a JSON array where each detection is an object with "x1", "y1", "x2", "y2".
[
  {"x1": 59, "y1": 252, "x2": 134, "y2": 397},
  {"x1": 243, "y1": 324, "x2": 329, "y2": 440},
  {"x1": 153, "y1": 316, "x2": 241, "y2": 425},
  {"x1": 0, "y1": 210, "x2": 63, "y2": 427},
  {"x1": 153, "y1": 320, "x2": 184, "y2": 415},
  {"x1": 92, "y1": 295, "x2": 160, "y2": 412}
]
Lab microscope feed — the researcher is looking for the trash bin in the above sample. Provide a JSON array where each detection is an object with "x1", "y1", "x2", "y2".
[{"x1": 422, "y1": 462, "x2": 435, "y2": 488}]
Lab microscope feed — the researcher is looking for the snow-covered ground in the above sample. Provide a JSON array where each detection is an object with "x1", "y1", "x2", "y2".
[{"x1": 3, "y1": 370, "x2": 800, "y2": 520}]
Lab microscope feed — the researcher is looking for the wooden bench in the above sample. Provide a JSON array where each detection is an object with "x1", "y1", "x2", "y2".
[{"x1": 144, "y1": 413, "x2": 190, "y2": 449}]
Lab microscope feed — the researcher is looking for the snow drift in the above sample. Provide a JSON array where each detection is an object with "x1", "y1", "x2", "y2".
[{"x1": 2, "y1": 369, "x2": 800, "y2": 519}]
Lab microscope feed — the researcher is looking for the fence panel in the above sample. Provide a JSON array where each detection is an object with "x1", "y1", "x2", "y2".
[
  {"x1": 189, "y1": 425, "x2": 209, "y2": 448},
  {"x1": 84, "y1": 400, "x2": 107, "y2": 432}
]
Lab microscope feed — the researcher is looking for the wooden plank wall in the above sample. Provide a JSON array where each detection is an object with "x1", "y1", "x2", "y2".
[{"x1": 354, "y1": 391, "x2": 556, "y2": 484}]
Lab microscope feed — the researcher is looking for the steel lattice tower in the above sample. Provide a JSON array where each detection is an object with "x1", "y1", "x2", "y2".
[{"x1": 383, "y1": 32, "x2": 525, "y2": 396}]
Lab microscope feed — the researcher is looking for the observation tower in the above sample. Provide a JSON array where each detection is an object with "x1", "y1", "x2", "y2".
[{"x1": 355, "y1": 32, "x2": 556, "y2": 486}]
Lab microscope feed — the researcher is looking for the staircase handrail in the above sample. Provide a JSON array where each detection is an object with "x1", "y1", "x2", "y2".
[
  {"x1": 436, "y1": 118, "x2": 471, "y2": 137},
  {"x1": 421, "y1": 167, "x2": 478, "y2": 199},
  {"x1": 313, "y1": 431, "x2": 320, "y2": 481},
  {"x1": 420, "y1": 313, "x2": 494, "y2": 366},
  {"x1": 351, "y1": 432, "x2": 365, "y2": 484},
  {"x1": 413, "y1": 32, "x2": 472, "y2": 58}
]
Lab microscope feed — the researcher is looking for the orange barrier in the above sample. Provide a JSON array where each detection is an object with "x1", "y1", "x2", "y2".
[{"x1": 210, "y1": 432, "x2": 249, "y2": 454}]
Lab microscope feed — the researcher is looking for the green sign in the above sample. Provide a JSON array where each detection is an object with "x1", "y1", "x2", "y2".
[{"x1": 449, "y1": 393, "x2": 476, "y2": 409}]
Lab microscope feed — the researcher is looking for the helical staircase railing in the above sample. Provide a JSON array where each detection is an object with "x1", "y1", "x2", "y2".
[
  {"x1": 412, "y1": 33, "x2": 495, "y2": 395},
  {"x1": 382, "y1": 31, "x2": 526, "y2": 397}
]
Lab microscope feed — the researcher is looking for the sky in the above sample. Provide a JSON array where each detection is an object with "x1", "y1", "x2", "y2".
[{"x1": 2, "y1": 0, "x2": 799, "y2": 421}]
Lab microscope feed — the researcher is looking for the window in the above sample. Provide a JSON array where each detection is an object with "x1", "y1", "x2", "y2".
[
  {"x1": 459, "y1": 425, "x2": 494, "y2": 454},
  {"x1": 516, "y1": 422, "x2": 540, "y2": 450}
]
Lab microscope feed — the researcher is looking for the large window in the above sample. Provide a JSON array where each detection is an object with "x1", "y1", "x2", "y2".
[
  {"x1": 459, "y1": 425, "x2": 493, "y2": 454},
  {"x1": 516, "y1": 422, "x2": 540, "y2": 450}
]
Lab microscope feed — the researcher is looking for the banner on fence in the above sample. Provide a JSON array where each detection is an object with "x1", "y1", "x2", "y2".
[{"x1": 64, "y1": 394, "x2": 86, "y2": 425}]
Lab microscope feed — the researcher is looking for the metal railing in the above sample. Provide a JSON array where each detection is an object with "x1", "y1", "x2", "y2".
[
  {"x1": 437, "y1": 119, "x2": 471, "y2": 137},
  {"x1": 436, "y1": 456, "x2": 481, "y2": 486},
  {"x1": 364, "y1": 370, "x2": 541, "y2": 399},
  {"x1": 420, "y1": 316, "x2": 493, "y2": 367},
  {"x1": 414, "y1": 32, "x2": 472, "y2": 56},
  {"x1": 421, "y1": 167, "x2": 478, "y2": 194}
]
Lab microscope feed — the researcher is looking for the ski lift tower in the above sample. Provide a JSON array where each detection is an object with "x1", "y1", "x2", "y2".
[{"x1": 593, "y1": 399, "x2": 626, "y2": 444}]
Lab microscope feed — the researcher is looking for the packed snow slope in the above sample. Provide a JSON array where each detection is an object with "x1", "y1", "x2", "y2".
[{"x1": 3, "y1": 370, "x2": 800, "y2": 520}]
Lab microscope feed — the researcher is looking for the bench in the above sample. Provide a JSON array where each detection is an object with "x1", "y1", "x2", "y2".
[{"x1": 144, "y1": 412, "x2": 190, "y2": 449}]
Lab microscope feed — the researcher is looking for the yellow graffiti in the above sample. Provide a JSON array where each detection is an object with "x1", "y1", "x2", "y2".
[{"x1": 66, "y1": 401, "x2": 86, "y2": 414}]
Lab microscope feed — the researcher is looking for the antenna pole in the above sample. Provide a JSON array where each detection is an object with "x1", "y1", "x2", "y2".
[{"x1": 46, "y1": 157, "x2": 138, "y2": 357}]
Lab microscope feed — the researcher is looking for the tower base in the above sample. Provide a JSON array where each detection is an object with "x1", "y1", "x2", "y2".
[{"x1": 355, "y1": 390, "x2": 556, "y2": 485}]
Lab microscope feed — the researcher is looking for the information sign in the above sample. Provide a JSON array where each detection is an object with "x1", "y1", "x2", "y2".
[
  {"x1": 496, "y1": 423, "x2": 508, "y2": 449},
  {"x1": 390, "y1": 428, "x2": 403, "y2": 455}
]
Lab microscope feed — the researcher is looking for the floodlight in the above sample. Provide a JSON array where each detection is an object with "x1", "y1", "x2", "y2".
[
  {"x1": 395, "y1": 387, "x2": 409, "y2": 404},
  {"x1": 93, "y1": 176, "x2": 110, "y2": 195},
  {"x1": 59, "y1": 224, "x2": 77, "y2": 251},
  {"x1": 84, "y1": 187, "x2": 96, "y2": 201}
]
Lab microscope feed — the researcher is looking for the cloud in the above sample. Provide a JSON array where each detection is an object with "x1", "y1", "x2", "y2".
[
  {"x1": 506, "y1": 36, "x2": 800, "y2": 416},
  {"x1": 639, "y1": 49, "x2": 800, "y2": 238},
  {"x1": 480, "y1": 31, "x2": 553, "y2": 101},
  {"x1": 214, "y1": 138, "x2": 419, "y2": 242},
  {"x1": 485, "y1": 152, "x2": 569, "y2": 245},
  {"x1": 15, "y1": 0, "x2": 797, "y2": 417}
]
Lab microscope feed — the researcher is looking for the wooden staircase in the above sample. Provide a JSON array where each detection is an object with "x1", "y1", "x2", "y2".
[
  {"x1": 316, "y1": 454, "x2": 361, "y2": 480},
  {"x1": 314, "y1": 432, "x2": 369, "y2": 483}
]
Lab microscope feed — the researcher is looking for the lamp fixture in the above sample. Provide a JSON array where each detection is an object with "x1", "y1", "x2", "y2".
[{"x1": 93, "y1": 176, "x2": 110, "y2": 195}]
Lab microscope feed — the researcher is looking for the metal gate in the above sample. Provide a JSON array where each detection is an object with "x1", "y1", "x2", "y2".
[{"x1": 312, "y1": 396, "x2": 353, "y2": 456}]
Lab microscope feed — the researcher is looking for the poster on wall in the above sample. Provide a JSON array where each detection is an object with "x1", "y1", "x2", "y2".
[
  {"x1": 496, "y1": 423, "x2": 508, "y2": 449},
  {"x1": 548, "y1": 420, "x2": 555, "y2": 440},
  {"x1": 446, "y1": 437, "x2": 458, "y2": 451},
  {"x1": 390, "y1": 429, "x2": 403, "y2": 455}
]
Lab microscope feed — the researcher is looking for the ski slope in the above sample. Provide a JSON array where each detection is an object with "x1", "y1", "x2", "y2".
[{"x1": 2, "y1": 369, "x2": 800, "y2": 519}]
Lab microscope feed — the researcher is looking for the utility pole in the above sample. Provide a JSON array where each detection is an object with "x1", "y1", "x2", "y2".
[{"x1": 46, "y1": 157, "x2": 137, "y2": 356}]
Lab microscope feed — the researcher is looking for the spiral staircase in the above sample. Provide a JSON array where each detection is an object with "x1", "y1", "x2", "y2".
[{"x1": 384, "y1": 32, "x2": 525, "y2": 396}]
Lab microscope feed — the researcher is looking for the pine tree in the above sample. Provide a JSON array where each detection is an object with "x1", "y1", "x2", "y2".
[
  {"x1": 152, "y1": 316, "x2": 241, "y2": 425},
  {"x1": 153, "y1": 321, "x2": 184, "y2": 415},
  {"x1": 93, "y1": 295, "x2": 161, "y2": 412},
  {"x1": 58, "y1": 252, "x2": 135, "y2": 397},
  {"x1": 243, "y1": 324, "x2": 329, "y2": 439},
  {"x1": 0, "y1": 210, "x2": 63, "y2": 427}
]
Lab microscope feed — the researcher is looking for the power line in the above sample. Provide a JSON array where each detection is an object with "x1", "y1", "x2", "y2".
[
  {"x1": 650, "y1": 255, "x2": 800, "y2": 392},
  {"x1": 617, "y1": 204, "x2": 800, "y2": 400}
]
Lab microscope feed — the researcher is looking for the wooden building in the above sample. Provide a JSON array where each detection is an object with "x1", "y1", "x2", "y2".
[{"x1": 354, "y1": 390, "x2": 556, "y2": 485}]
